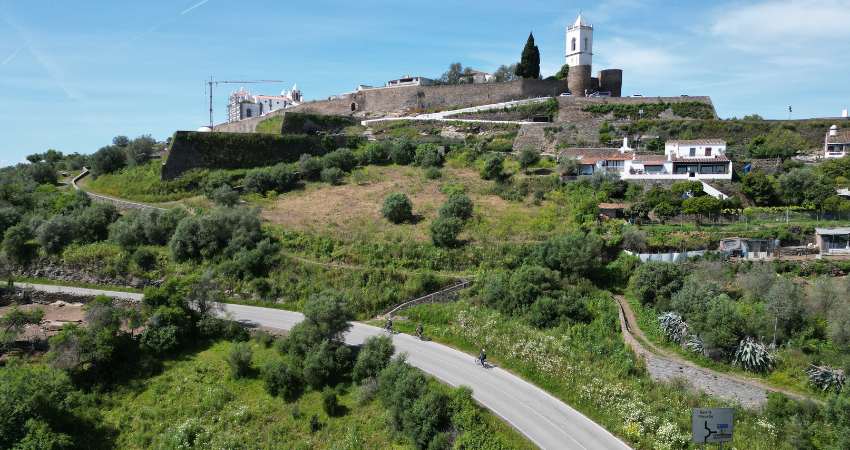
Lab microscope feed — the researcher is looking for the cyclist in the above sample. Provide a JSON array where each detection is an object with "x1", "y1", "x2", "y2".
[
  {"x1": 479, "y1": 348, "x2": 487, "y2": 367},
  {"x1": 385, "y1": 317, "x2": 393, "y2": 333},
  {"x1": 415, "y1": 323, "x2": 424, "y2": 339}
]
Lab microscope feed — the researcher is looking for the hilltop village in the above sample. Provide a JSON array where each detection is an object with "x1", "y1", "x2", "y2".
[{"x1": 3, "y1": 13, "x2": 850, "y2": 450}]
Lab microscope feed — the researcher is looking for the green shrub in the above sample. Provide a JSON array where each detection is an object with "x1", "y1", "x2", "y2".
[
  {"x1": 323, "y1": 148, "x2": 357, "y2": 172},
  {"x1": 352, "y1": 335, "x2": 395, "y2": 381},
  {"x1": 252, "y1": 329, "x2": 274, "y2": 348},
  {"x1": 89, "y1": 145, "x2": 126, "y2": 178},
  {"x1": 321, "y1": 386, "x2": 339, "y2": 415},
  {"x1": 440, "y1": 182, "x2": 467, "y2": 196},
  {"x1": 629, "y1": 261, "x2": 687, "y2": 307},
  {"x1": 519, "y1": 146, "x2": 540, "y2": 173},
  {"x1": 532, "y1": 233, "x2": 603, "y2": 277},
  {"x1": 202, "y1": 171, "x2": 232, "y2": 195},
  {"x1": 297, "y1": 154, "x2": 321, "y2": 180},
  {"x1": 225, "y1": 341, "x2": 254, "y2": 380},
  {"x1": 132, "y1": 247, "x2": 157, "y2": 269},
  {"x1": 481, "y1": 154, "x2": 505, "y2": 180},
  {"x1": 2, "y1": 223, "x2": 38, "y2": 265},
  {"x1": 415, "y1": 143, "x2": 443, "y2": 168},
  {"x1": 269, "y1": 163, "x2": 298, "y2": 192},
  {"x1": 359, "y1": 141, "x2": 389, "y2": 166},
  {"x1": 424, "y1": 167, "x2": 442, "y2": 179},
  {"x1": 36, "y1": 215, "x2": 77, "y2": 255},
  {"x1": 249, "y1": 277, "x2": 273, "y2": 298},
  {"x1": 390, "y1": 136, "x2": 417, "y2": 165},
  {"x1": 528, "y1": 291, "x2": 588, "y2": 329},
  {"x1": 381, "y1": 193, "x2": 413, "y2": 224},
  {"x1": 438, "y1": 194, "x2": 474, "y2": 221},
  {"x1": 242, "y1": 168, "x2": 275, "y2": 195},
  {"x1": 320, "y1": 167, "x2": 344, "y2": 184},
  {"x1": 209, "y1": 185, "x2": 239, "y2": 206},
  {"x1": 262, "y1": 358, "x2": 301, "y2": 399},
  {"x1": 302, "y1": 340, "x2": 342, "y2": 388},
  {"x1": 429, "y1": 217, "x2": 462, "y2": 248}
]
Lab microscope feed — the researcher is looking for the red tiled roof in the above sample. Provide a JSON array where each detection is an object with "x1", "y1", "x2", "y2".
[
  {"x1": 598, "y1": 203, "x2": 629, "y2": 209},
  {"x1": 642, "y1": 162, "x2": 664, "y2": 165},
  {"x1": 666, "y1": 139, "x2": 726, "y2": 145},
  {"x1": 827, "y1": 130, "x2": 850, "y2": 144}
]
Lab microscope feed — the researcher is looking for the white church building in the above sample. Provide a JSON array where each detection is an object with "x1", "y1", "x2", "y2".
[
  {"x1": 227, "y1": 84, "x2": 302, "y2": 123},
  {"x1": 566, "y1": 14, "x2": 593, "y2": 68}
]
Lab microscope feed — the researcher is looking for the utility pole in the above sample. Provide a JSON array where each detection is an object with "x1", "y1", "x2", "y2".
[{"x1": 206, "y1": 77, "x2": 285, "y2": 128}]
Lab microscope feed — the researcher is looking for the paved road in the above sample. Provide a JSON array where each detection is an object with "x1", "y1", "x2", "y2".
[
  {"x1": 19, "y1": 282, "x2": 631, "y2": 449},
  {"x1": 227, "y1": 303, "x2": 631, "y2": 450},
  {"x1": 14, "y1": 282, "x2": 144, "y2": 301}
]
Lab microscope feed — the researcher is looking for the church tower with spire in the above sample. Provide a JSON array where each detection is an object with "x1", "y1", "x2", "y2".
[{"x1": 566, "y1": 14, "x2": 593, "y2": 68}]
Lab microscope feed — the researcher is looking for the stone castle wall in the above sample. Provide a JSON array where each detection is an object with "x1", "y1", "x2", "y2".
[{"x1": 280, "y1": 79, "x2": 570, "y2": 117}]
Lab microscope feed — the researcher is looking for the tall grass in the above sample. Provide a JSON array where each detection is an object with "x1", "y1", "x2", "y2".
[{"x1": 395, "y1": 296, "x2": 786, "y2": 450}]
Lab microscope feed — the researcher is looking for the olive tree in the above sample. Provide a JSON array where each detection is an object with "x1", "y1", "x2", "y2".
[{"x1": 381, "y1": 193, "x2": 413, "y2": 224}]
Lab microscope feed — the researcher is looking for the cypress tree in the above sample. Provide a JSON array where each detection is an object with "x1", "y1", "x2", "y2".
[{"x1": 515, "y1": 32, "x2": 541, "y2": 79}]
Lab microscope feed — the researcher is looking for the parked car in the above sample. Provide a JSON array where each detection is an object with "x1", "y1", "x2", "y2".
[
  {"x1": 630, "y1": 94, "x2": 643, "y2": 97},
  {"x1": 589, "y1": 91, "x2": 611, "y2": 98},
  {"x1": 679, "y1": 94, "x2": 690, "y2": 97},
  {"x1": 559, "y1": 92, "x2": 574, "y2": 97}
]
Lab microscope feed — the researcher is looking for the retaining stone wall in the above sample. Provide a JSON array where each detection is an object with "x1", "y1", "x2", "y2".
[
  {"x1": 7, "y1": 258, "x2": 162, "y2": 290},
  {"x1": 72, "y1": 170, "x2": 166, "y2": 212}
]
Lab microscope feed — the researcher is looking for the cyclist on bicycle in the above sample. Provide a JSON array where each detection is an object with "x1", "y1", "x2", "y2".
[
  {"x1": 415, "y1": 323, "x2": 424, "y2": 339},
  {"x1": 385, "y1": 317, "x2": 393, "y2": 332},
  {"x1": 479, "y1": 348, "x2": 486, "y2": 366}
]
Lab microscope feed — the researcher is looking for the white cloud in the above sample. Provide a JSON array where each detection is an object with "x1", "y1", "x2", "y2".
[
  {"x1": 595, "y1": 38, "x2": 685, "y2": 80},
  {"x1": 711, "y1": 0, "x2": 850, "y2": 55}
]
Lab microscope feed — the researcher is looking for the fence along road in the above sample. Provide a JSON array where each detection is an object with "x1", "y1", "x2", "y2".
[{"x1": 18, "y1": 283, "x2": 630, "y2": 449}]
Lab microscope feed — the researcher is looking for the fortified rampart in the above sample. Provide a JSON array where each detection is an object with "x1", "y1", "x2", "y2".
[
  {"x1": 161, "y1": 131, "x2": 347, "y2": 180},
  {"x1": 282, "y1": 78, "x2": 570, "y2": 117}
]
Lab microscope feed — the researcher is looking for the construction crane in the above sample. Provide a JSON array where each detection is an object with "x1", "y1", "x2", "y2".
[{"x1": 206, "y1": 77, "x2": 284, "y2": 128}]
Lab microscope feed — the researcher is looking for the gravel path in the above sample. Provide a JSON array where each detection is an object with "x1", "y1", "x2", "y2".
[{"x1": 614, "y1": 295, "x2": 815, "y2": 408}]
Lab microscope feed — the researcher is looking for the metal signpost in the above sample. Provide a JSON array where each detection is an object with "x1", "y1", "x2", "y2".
[{"x1": 692, "y1": 408, "x2": 734, "y2": 449}]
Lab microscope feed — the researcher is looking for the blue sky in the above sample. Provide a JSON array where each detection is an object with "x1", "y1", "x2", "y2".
[{"x1": 2, "y1": 0, "x2": 850, "y2": 166}]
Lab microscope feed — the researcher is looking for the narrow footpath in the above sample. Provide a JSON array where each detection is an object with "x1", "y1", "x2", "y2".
[{"x1": 615, "y1": 295, "x2": 815, "y2": 407}]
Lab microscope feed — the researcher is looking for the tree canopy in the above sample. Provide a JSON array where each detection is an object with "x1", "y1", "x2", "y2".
[{"x1": 515, "y1": 33, "x2": 541, "y2": 79}]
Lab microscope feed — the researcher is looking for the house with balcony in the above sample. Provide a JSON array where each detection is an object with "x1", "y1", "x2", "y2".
[
  {"x1": 558, "y1": 138, "x2": 732, "y2": 181},
  {"x1": 825, "y1": 125, "x2": 850, "y2": 159}
]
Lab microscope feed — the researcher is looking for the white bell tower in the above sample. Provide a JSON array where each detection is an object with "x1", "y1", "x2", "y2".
[{"x1": 566, "y1": 14, "x2": 593, "y2": 68}]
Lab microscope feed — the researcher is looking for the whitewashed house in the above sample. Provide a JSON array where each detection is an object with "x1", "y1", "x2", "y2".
[
  {"x1": 226, "y1": 84, "x2": 302, "y2": 123},
  {"x1": 825, "y1": 125, "x2": 850, "y2": 159},
  {"x1": 558, "y1": 138, "x2": 732, "y2": 181}
]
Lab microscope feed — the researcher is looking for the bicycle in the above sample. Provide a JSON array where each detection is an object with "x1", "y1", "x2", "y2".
[
  {"x1": 383, "y1": 324, "x2": 395, "y2": 334},
  {"x1": 414, "y1": 330, "x2": 423, "y2": 340},
  {"x1": 474, "y1": 356, "x2": 486, "y2": 367}
]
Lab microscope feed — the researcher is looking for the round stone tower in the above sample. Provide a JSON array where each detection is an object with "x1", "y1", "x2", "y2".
[
  {"x1": 568, "y1": 65, "x2": 592, "y2": 97},
  {"x1": 598, "y1": 69, "x2": 623, "y2": 97}
]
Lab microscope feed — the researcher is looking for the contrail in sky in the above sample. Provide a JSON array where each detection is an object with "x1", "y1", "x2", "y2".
[
  {"x1": 182, "y1": 0, "x2": 210, "y2": 14},
  {"x1": 3, "y1": 40, "x2": 28, "y2": 65},
  {"x1": 111, "y1": 0, "x2": 211, "y2": 52}
]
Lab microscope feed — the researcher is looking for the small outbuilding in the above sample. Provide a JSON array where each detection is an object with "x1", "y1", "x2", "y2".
[
  {"x1": 599, "y1": 203, "x2": 629, "y2": 219},
  {"x1": 816, "y1": 227, "x2": 850, "y2": 254},
  {"x1": 719, "y1": 237, "x2": 774, "y2": 259}
]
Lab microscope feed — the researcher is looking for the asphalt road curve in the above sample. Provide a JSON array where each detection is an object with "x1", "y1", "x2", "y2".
[{"x1": 225, "y1": 303, "x2": 632, "y2": 450}]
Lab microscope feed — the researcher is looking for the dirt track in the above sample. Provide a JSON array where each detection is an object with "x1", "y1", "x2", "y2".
[{"x1": 614, "y1": 295, "x2": 817, "y2": 408}]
